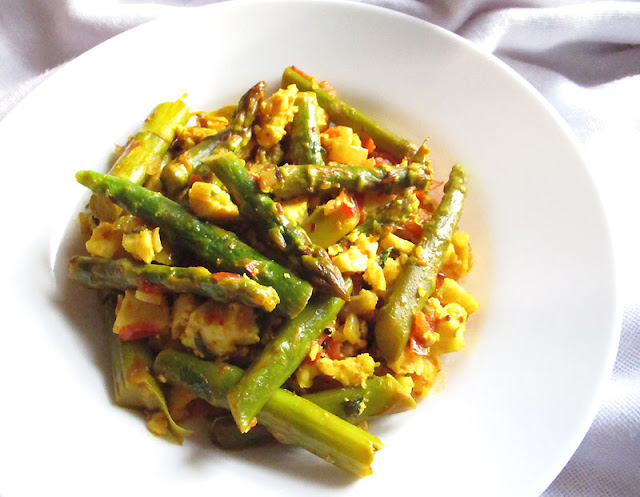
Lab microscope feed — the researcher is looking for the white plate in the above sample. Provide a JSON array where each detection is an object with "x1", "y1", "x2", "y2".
[{"x1": 0, "y1": 1, "x2": 619, "y2": 496}]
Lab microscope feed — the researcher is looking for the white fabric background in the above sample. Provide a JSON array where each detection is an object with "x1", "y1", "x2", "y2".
[{"x1": 1, "y1": 0, "x2": 638, "y2": 494}]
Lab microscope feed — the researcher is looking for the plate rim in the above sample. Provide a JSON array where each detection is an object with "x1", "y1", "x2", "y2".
[{"x1": 0, "y1": 1, "x2": 622, "y2": 495}]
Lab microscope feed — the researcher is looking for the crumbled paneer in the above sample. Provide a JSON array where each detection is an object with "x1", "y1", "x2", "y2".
[
  {"x1": 428, "y1": 297, "x2": 468, "y2": 354},
  {"x1": 197, "y1": 105, "x2": 236, "y2": 128},
  {"x1": 175, "y1": 125, "x2": 222, "y2": 150},
  {"x1": 135, "y1": 288, "x2": 163, "y2": 305},
  {"x1": 297, "y1": 352, "x2": 379, "y2": 388},
  {"x1": 433, "y1": 277, "x2": 479, "y2": 315},
  {"x1": 175, "y1": 107, "x2": 233, "y2": 149},
  {"x1": 295, "y1": 362, "x2": 319, "y2": 389},
  {"x1": 113, "y1": 289, "x2": 170, "y2": 339},
  {"x1": 334, "y1": 313, "x2": 367, "y2": 349},
  {"x1": 315, "y1": 354, "x2": 379, "y2": 387},
  {"x1": 353, "y1": 233, "x2": 378, "y2": 258},
  {"x1": 382, "y1": 255, "x2": 406, "y2": 287},
  {"x1": 327, "y1": 243, "x2": 345, "y2": 257},
  {"x1": 346, "y1": 289, "x2": 378, "y2": 316},
  {"x1": 388, "y1": 349, "x2": 440, "y2": 398},
  {"x1": 188, "y1": 181, "x2": 239, "y2": 222},
  {"x1": 379, "y1": 232, "x2": 415, "y2": 255},
  {"x1": 146, "y1": 412, "x2": 170, "y2": 438},
  {"x1": 122, "y1": 227, "x2": 163, "y2": 263},
  {"x1": 333, "y1": 245, "x2": 369, "y2": 273},
  {"x1": 254, "y1": 84, "x2": 298, "y2": 148},
  {"x1": 320, "y1": 126, "x2": 372, "y2": 167},
  {"x1": 364, "y1": 258, "x2": 386, "y2": 293},
  {"x1": 388, "y1": 347, "x2": 430, "y2": 377},
  {"x1": 170, "y1": 294, "x2": 199, "y2": 340},
  {"x1": 441, "y1": 231, "x2": 473, "y2": 280},
  {"x1": 88, "y1": 195, "x2": 121, "y2": 223},
  {"x1": 410, "y1": 358, "x2": 440, "y2": 397},
  {"x1": 180, "y1": 301, "x2": 259, "y2": 358},
  {"x1": 85, "y1": 222, "x2": 123, "y2": 258}
]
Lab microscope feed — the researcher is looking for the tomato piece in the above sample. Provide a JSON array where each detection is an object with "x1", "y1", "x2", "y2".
[
  {"x1": 409, "y1": 311, "x2": 436, "y2": 356},
  {"x1": 354, "y1": 193, "x2": 366, "y2": 225},
  {"x1": 361, "y1": 136, "x2": 376, "y2": 155},
  {"x1": 119, "y1": 323, "x2": 163, "y2": 341},
  {"x1": 211, "y1": 272, "x2": 243, "y2": 281},
  {"x1": 401, "y1": 219, "x2": 423, "y2": 243},
  {"x1": 204, "y1": 306, "x2": 225, "y2": 326},
  {"x1": 336, "y1": 191, "x2": 359, "y2": 218},
  {"x1": 324, "y1": 126, "x2": 342, "y2": 139},
  {"x1": 188, "y1": 173, "x2": 203, "y2": 187},
  {"x1": 136, "y1": 277, "x2": 163, "y2": 295},
  {"x1": 324, "y1": 336, "x2": 343, "y2": 360},
  {"x1": 372, "y1": 149, "x2": 398, "y2": 166},
  {"x1": 291, "y1": 66, "x2": 312, "y2": 79}
]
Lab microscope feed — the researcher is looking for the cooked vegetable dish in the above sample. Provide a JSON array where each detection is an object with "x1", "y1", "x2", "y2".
[{"x1": 69, "y1": 66, "x2": 478, "y2": 477}]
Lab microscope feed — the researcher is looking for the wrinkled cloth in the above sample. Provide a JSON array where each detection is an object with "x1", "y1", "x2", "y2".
[{"x1": 1, "y1": 1, "x2": 638, "y2": 495}]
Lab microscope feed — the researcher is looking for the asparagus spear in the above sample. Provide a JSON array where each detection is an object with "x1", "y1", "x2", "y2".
[
  {"x1": 375, "y1": 164, "x2": 467, "y2": 361},
  {"x1": 304, "y1": 374, "x2": 417, "y2": 421},
  {"x1": 411, "y1": 140, "x2": 431, "y2": 168},
  {"x1": 109, "y1": 99, "x2": 191, "y2": 184},
  {"x1": 161, "y1": 81, "x2": 265, "y2": 195},
  {"x1": 282, "y1": 66, "x2": 417, "y2": 160},
  {"x1": 154, "y1": 350, "x2": 383, "y2": 477},
  {"x1": 287, "y1": 92, "x2": 325, "y2": 165},
  {"x1": 206, "y1": 152, "x2": 349, "y2": 300},
  {"x1": 87, "y1": 102, "x2": 191, "y2": 444},
  {"x1": 90, "y1": 99, "x2": 190, "y2": 219},
  {"x1": 258, "y1": 162, "x2": 431, "y2": 199},
  {"x1": 69, "y1": 256, "x2": 280, "y2": 312},
  {"x1": 209, "y1": 416, "x2": 274, "y2": 450},
  {"x1": 227, "y1": 286, "x2": 350, "y2": 433},
  {"x1": 98, "y1": 294, "x2": 190, "y2": 443},
  {"x1": 75, "y1": 171, "x2": 313, "y2": 317},
  {"x1": 211, "y1": 375, "x2": 416, "y2": 449},
  {"x1": 112, "y1": 336, "x2": 192, "y2": 443}
]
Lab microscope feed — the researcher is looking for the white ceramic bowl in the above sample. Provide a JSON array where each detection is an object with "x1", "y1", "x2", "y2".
[{"x1": 0, "y1": 1, "x2": 619, "y2": 496}]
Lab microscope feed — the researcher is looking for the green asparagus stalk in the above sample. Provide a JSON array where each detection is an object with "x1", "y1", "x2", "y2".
[
  {"x1": 75, "y1": 171, "x2": 313, "y2": 317},
  {"x1": 100, "y1": 294, "x2": 190, "y2": 443},
  {"x1": 112, "y1": 336, "x2": 192, "y2": 443},
  {"x1": 206, "y1": 152, "x2": 349, "y2": 300},
  {"x1": 227, "y1": 286, "x2": 350, "y2": 433},
  {"x1": 109, "y1": 99, "x2": 190, "y2": 184},
  {"x1": 375, "y1": 164, "x2": 467, "y2": 361},
  {"x1": 89, "y1": 99, "x2": 190, "y2": 219},
  {"x1": 154, "y1": 350, "x2": 383, "y2": 477},
  {"x1": 161, "y1": 81, "x2": 265, "y2": 195},
  {"x1": 304, "y1": 374, "x2": 416, "y2": 422},
  {"x1": 411, "y1": 140, "x2": 432, "y2": 168},
  {"x1": 210, "y1": 375, "x2": 416, "y2": 449},
  {"x1": 69, "y1": 256, "x2": 280, "y2": 312},
  {"x1": 287, "y1": 92, "x2": 325, "y2": 165},
  {"x1": 209, "y1": 416, "x2": 274, "y2": 450},
  {"x1": 282, "y1": 66, "x2": 417, "y2": 160},
  {"x1": 258, "y1": 162, "x2": 431, "y2": 199}
]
